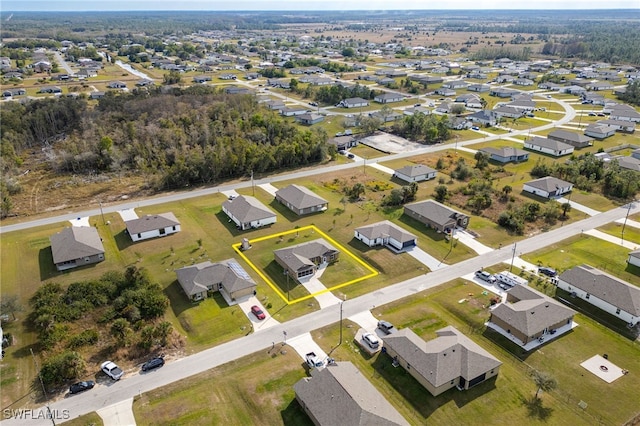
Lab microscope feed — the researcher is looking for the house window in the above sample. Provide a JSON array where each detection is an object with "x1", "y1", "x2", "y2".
[
  {"x1": 159, "y1": 228, "x2": 166, "y2": 235},
  {"x1": 450, "y1": 380, "x2": 454, "y2": 385},
  {"x1": 586, "y1": 293, "x2": 590, "y2": 299},
  {"x1": 616, "y1": 308, "x2": 621, "y2": 315},
  {"x1": 172, "y1": 226, "x2": 176, "y2": 231},
  {"x1": 137, "y1": 233, "x2": 142, "y2": 239}
]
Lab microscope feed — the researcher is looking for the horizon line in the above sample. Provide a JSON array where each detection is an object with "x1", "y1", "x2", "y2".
[{"x1": 2, "y1": 8, "x2": 640, "y2": 12}]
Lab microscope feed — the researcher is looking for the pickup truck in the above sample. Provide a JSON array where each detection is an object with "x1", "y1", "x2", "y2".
[
  {"x1": 101, "y1": 361, "x2": 124, "y2": 380},
  {"x1": 305, "y1": 352, "x2": 325, "y2": 369}
]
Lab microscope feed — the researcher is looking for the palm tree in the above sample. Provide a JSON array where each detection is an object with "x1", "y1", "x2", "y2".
[{"x1": 531, "y1": 370, "x2": 557, "y2": 399}]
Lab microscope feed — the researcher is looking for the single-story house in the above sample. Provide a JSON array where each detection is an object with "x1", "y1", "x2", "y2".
[
  {"x1": 374, "y1": 93, "x2": 405, "y2": 104},
  {"x1": 2, "y1": 88, "x2": 26, "y2": 97},
  {"x1": 506, "y1": 100, "x2": 536, "y2": 111},
  {"x1": 514, "y1": 78, "x2": 534, "y2": 86},
  {"x1": 557, "y1": 265, "x2": 640, "y2": 326},
  {"x1": 587, "y1": 81, "x2": 614, "y2": 91},
  {"x1": 524, "y1": 137, "x2": 574, "y2": 157},
  {"x1": 263, "y1": 99, "x2": 286, "y2": 111},
  {"x1": 107, "y1": 81, "x2": 127, "y2": 89},
  {"x1": 295, "y1": 113, "x2": 324, "y2": 125},
  {"x1": 597, "y1": 119, "x2": 635, "y2": 134},
  {"x1": 222, "y1": 195, "x2": 277, "y2": 230},
  {"x1": 628, "y1": 250, "x2": 640, "y2": 268},
  {"x1": 488, "y1": 285, "x2": 576, "y2": 347},
  {"x1": 616, "y1": 156, "x2": 640, "y2": 172},
  {"x1": 443, "y1": 80, "x2": 468, "y2": 89},
  {"x1": 435, "y1": 88, "x2": 456, "y2": 97},
  {"x1": 175, "y1": 259, "x2": 256, "y2": 303},
  {"x1": 294, "y1": 362, "x2": 410, "y2": 426},
  {"x1": 50, "y1": 227, "x2": 105, "y2": 271},
  {"x1": 281, "y1": 107, "x2": 309, "y2": 117},
  {"x1": 275, "y1": 184, "x2": 328, "y2": 216},
  {"x1": 490, "y1": 88, "x2": 518, "y2": 98},
  {"x1": 328, "y1": 135, "x2": 357, "y2": 151},
  {"x1": 384, "y1": 326, "x2": 502, "y2": 397},
  {"x1": 393, "y1": 164, "x2": 437, "y2": 183},
  {"x1": 493, "y1": 106, "x2": 523, "y2": 119},
  {"x1": 354, "y1": 220, "x2": 417, "y2": 252},
  {"x1": 274, "y1": 239, "x2": 339, "y2": 282},
  {"x1": 90, "y1": 91, "x2": 105, "y2": 100},
  {"x1": 403, "y1": 106, "x2": 431, "y2": 116},
  {"x1": 479, "y1": 147, "x2": 529, "y2": 164},
  {"x1": 523, "y1": 176, "x2": 573, "y2": 198},
  {"x1": 547, "y1": 130, "x2": 593, "y2": 148},
  {"x1": 467, "y1": 84, "x2": 490, "y2": 92},
  {"x1": 125, "y1": 212, "x2": 180, "y2": 242},
  {"x1": 468, "y1": 110, "x2": 496, "y2": 127},
  {"x1": 584, "y1": 123, "x2": 616, "y2": 140},
  {"x1": 339, "y1": 97, "x2": 369, "y2": 108},
  {"x1": 610, "y1": 106, "x2": 640, "y2": 123},
  {"x1": 404, "y1": 200, "x2": 469, "y2": 233}
]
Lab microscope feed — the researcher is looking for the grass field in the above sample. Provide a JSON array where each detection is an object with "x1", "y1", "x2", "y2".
[
  {"x1": 598, "y1": 222, "x2": 640, "y2": 247},
  {"x1": 128, "y1": 278, "x2": 640, "y2": 425}
]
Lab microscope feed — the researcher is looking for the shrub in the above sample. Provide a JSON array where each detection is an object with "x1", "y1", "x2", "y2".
[
  {"x1": 40, "y1": 351, "x2": 86, "y2": 387},
  {"x1": 67, "y1": 329, "x2": 99, "y2": 349}
]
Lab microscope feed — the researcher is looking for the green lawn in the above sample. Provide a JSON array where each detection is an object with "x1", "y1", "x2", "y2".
[
  {"x1": 63, "y1": 412, "x2": 104, "y2": 426},
  {"x1": 598, "y1": 222, "x2": 640, "y2": 247},
  {"x1": 132, "y1": 349, "x2": 310, "y2": 425},
  {"x1": 521, "y1": 234, "x2": 639, "y2": 284}
]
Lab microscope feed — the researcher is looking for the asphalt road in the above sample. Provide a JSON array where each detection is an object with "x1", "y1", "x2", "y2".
[
  {"x1": 0, "y1": 94, "x2": 575, "y2": 235},
  {"x1": 2, "y1": 199, "x2": 638, "y2": 426}
]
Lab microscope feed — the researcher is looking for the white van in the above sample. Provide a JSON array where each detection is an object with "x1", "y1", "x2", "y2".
[{"x1": 495, "y1": 271, "x2": 528, "y2": 288}]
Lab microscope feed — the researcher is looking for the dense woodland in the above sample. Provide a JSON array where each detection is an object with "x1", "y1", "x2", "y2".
[{"x1": 0, "y1": 87, "x2": 329, "y2": 216}]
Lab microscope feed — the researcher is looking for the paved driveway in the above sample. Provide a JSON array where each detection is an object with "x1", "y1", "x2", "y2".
[
  {"x1": 405, "y1": 246, "x2": 447, "y2": 270},
  {"x1": 117, "y1": 208, "x2": 138, "y2": 222},
  {"x1": 237, "y1": 296, "x2": 280, "y2": 331}
]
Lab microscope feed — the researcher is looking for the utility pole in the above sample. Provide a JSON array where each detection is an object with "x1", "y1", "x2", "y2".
[
  {"x1": 339, "y1": 296, "x2": 346, "y2": 346},
  {"x1": 251, "y1": 170, "x2": 254, "y2": 196},
  {"x1": 621, "y1": 199, "x2": 634, "y2": 244},
  {"x1": 509, "y1": 242, "x2": 517, "y2": 272},
  {"x1": 99, "y1": 201, "x2": 106, "y2": 225}
]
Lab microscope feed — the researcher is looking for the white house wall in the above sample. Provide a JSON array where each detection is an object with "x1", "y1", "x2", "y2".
[
  {"x1": 523, "y1": 184, "x2": 550, "y2": 198},
  {"x1": 629, "y1": 256, "x2": 640, "y2": 268},
  {"x1": 131, "y1": 225, "x2": 181, "y2": 242},
  {"x1": 557, "y1": 280, "x2": 638, "y2": 326}
]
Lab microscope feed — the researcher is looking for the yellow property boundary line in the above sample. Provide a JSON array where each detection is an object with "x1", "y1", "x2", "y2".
[{"x1": 232, "y1": 225, "x2": 378, "y2": 305}]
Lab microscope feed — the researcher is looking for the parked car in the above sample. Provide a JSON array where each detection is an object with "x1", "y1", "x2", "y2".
[
  {"x1": 377, "y1": 320, "x2": 396, "y2": 335},
  {"x1": 471, "y1": 126, "x2": 480, "y2": 131},
  {"x1": 475, "y1": 270, "x2": 496, "y2": 283},
  {"x1": 335, "y1": 132, "x2": 344, "y2": 137},
  {"x1": 69, "y1": 380, "x2": 95, "y2": 394},
  {"x1": 251, "y1": 305, "x2": 266, "y2": 320},
  {"x1": 344, "y1": 129, "x2": 353, "y2": 136},
  {"x1": 538, "y1": 266, "x2": 557, "y2": 277},
  {"x1": 309, "y1": 101, "x2": 318, "y2": 107},
  {"x1": 101, "y1": 361, "x2": 124, "y2": 380},
  {"x1": 347, "y1": 153, "x2": 355, "y2": 159},
  {"x1": 362, "y1": 332, "x2": 380, "y2": 349},
  {"x1": 141, "y1": 356, "x2": 165, "y2": 372}
]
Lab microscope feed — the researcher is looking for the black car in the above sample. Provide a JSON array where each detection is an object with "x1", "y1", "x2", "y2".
[
  {"x1": 69, "y1": 381, "x2": 95, "y2": 394},
  {"x1": 141, "y1": 356, "x2": 165, "y2": 372},
  {"x1": 538, "y1": 267, "x2": 557, "y2": 277}
]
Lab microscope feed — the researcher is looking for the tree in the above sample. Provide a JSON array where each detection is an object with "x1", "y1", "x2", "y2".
[
  {"x1": 111, "y1": 318, "x2": 133, "y2": 347},
  {"x1": 40, "y1": 350, "x2": 86, "y2": 387},
  {"x1": 0, "y1": 294, "x2": 22, "y2": 320},
  {"x1": 342, "y1": 47, "x2": 355, "y2": 57},
  {"x1": 531, "y1": 370, "x2": 557, "y2": 399},
  {"x1": 474, "y1": 151, "x2": 489, "y2": 170},
  {"x1": 502, "y1": 185, "x2": 513, "y2": 200},
  {"x1": 434, "y1": 185, "x2": 449, "y2": 202},
  {"x1": 348, "y1": 183, "x2": 365, "y2": 201},
  {"x1": 561, "y1": 202, "x2": 572, "y2": 219}
]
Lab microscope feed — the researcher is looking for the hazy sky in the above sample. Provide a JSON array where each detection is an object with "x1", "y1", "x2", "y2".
[{"x1": 2, "y1": 0, "x2": 639, "y2": 11}]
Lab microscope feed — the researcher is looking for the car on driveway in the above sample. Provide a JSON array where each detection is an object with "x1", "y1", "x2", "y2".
[
  {"x1": 471, "y1": 126, "x2": 480, "y2": 131},
  {"x1": 538, "y1": 266, "x2": 557, "y2": 277},
  {"x1": 101, "y1": 361, "x2": 124, "y2": 380},
  {"x1": 475, "y1": 270, "x2": 497, "y2": 283},
  {"x1": 251, "y1": 305, "x2": 266, "y2": 320},
  {"x1": 377, "y1": 320, "x2": 396, "y2": 334},
  {"x1": 362, "y1": 332, "x2": 380, "y2": 349},
  {"x1": 69, "y1": 381, "x2": 95, "y2": 394},
  {"x1": 141, "y1": 356, "x2": 165, "y2": 372}
]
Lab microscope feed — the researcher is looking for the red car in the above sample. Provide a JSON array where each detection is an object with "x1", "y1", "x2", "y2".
[{"x1": 251, "y1": 305, "x2": 266, "y2": 320}]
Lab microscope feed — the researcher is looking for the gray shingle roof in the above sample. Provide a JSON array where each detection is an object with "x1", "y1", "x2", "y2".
[
  {"x1": 274, "y1": 239, "x2": 338, "y2": 272},
  {"x1": 480, "y1": 146, "x2": 528, "y2": 158},
  {"x1": 525, "y1": 137, "x2": 573, "y2": 151},
  {"x1": 404, "y1": 200, "x2": 466, "y2": 229},
  {"x1": 354, "y1": 220, "x2": 416, "y2": 244},
  {"x1": 49, "y1": 227, "x2": 105, "y2": 264},
  {"x1": 275, "y1": 184, "x2": 327, "y2": 210},
  {"x1": 125, "y1": 212, "x2": 179, "y2": 235},
  {"x1": 222, "y1": 195, "x2": 276, "y2": 223},
  {"x1": 629, "y1": 250, "x2": 640, "y2": 260},
  {"x1": 294, "y1": 362, "x2": 409, "y2": 426},
  {"x1": 491, "y1": 285, "x2": 575, "y2": 336},
  {"x1": 558, "y1": 265, "x2": 640, "y2": 316},
  {"x1": 524, "y1": 176, "x2": 573, "y2": 192},
  {"x1": 394, "y1": 164, "x2": 436, "y2": 178},
  {"x1": 384, "y1": 326, "x2": 501, "y2": 388},
  {"x1": 175, "y1": 259, "x2": 256, "y2": 296},
  {"x1": 548, "y1": 129, "x2": 593, "y2": 144}
]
